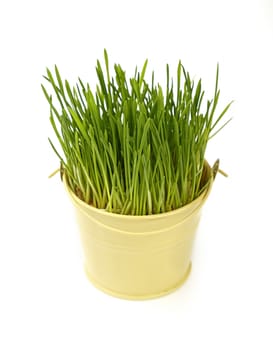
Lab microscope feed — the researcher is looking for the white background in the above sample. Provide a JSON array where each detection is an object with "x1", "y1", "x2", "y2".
[{"x1": 1, "y1": 0, "x2": 273, "y2": 349}]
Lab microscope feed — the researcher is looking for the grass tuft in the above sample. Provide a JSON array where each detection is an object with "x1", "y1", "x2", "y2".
[{"x1": 43, "y1": 51, "x2": 231, "y2": 215}]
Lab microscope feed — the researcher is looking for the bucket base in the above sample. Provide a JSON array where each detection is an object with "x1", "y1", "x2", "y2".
[{"x1": 84, "y1": 263, "x2": 192, "y2": 300}]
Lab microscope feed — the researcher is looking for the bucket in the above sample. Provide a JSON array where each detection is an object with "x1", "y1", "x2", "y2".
[{"x1": 63, "y1": 161, "x2": 214, "y2": 300}]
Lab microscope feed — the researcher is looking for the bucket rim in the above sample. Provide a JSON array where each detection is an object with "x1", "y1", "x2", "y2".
[{"x1": 63, "y1": 161, "x2": 213, "y2": 221}]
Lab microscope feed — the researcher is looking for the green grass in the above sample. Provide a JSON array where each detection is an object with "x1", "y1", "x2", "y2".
[{"x1": 43, "y1": 50, "x2": 232, "y2": 215}]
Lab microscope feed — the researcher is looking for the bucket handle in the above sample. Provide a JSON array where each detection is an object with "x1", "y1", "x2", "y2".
[{"x1": 212, "y1": 159, "x2": 228, "y2": 180}]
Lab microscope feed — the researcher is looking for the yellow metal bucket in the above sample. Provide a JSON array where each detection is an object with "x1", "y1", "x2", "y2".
[{"x1": 63, "y1": 161, "x2": 214, "y2": 300}]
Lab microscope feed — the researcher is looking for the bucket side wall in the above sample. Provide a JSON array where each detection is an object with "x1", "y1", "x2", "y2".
[{"x1": 76, "y1": 208, "x2": 202, "y2": 297}]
